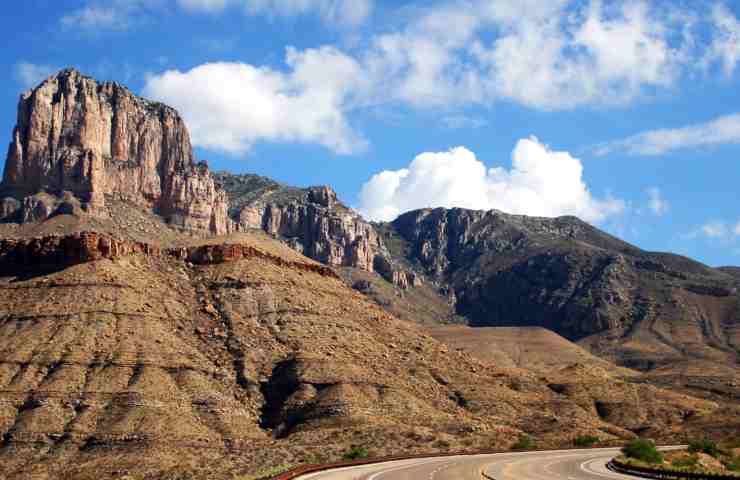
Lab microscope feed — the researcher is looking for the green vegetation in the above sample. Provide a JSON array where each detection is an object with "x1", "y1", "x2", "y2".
[
  {"x1": 343, "y1": 446, "x2": 370, "y2": 460},
  {"x1": 671, "y1": 456, "x2": 699, "y2": 468},
  {"x1": 621, "y1": 439, "x2": 663, "y2": 464},
  {"x1": 724, "y1": 459, "x2": 740, "y2": 472},
  {"x1": 511, "y1": 435, "x2": 535, "y2": 450},
  {"x1": 577, "y1": 294, "x2": 595, "y2": 308},
  {"x1": 688, "y1": 439, "x2": 720, "y2": 458},
  {"x1": 240, "y1": 464, "x2": 294, "y2": 480},
  {"x1": 573, "y1": 435, "x2": 600, "y2": 447}
]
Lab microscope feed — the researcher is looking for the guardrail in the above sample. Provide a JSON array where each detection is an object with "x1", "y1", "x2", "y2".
[
  {"x1": 607, "y1": 459, "x2": 740, "y2": 480},
  {"x1": 264, "y1": 444, "x2": 627, "y2": 480}
]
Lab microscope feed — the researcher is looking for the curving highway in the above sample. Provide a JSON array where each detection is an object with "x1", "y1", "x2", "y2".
[{"x1": 300, "y1": 447, "x2": 680, "y2": 480}]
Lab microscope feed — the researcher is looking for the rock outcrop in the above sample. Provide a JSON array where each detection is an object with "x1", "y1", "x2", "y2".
[
  {"x1": 0, "y1": 68, "x2": 232, "y2": 235},
  {"x1": 0, "y1": 231, "x2": 339, "y2": 278},
  {"x1": 215, "y1": 174, "x2": 384, "y2": 270}
]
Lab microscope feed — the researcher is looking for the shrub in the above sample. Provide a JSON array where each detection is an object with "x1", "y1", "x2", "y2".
[
  {"x1": 724, "y1": 459, "x2": 740, "y2": 472},
  {"x1": 688, "y1": 439, "x2": 720, "y2": 458},
  {"x1": 573, "y1": 435, "x2": 600, "y2": 447},
  {"x1": 343, "y1": 446, "x2": 369, "y2": 461},
  {"x1": 511, "y1": 435, "x2": 535, "y2": 450},
  {"x1": 672, "y1": 456, "x2": 699, "y2": 468},
  {"x1": 621, "y1": 439, "x2": 663, "y2": 464}
]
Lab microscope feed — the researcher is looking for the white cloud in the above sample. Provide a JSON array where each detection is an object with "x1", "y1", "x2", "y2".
[
  {"x1": 358, "y1": 137, "x2": 625, "y2": 223},
  {"x1": 594, "y1": 113, "x2": 740, "y2": 156},
  {"x1": 646, "y1": 187, "x2": 669, "y2": 216},
  {"x1": 177, "y1": 0, "x2": 373, "y2": 26},
  {"x1": 703, "y1": 221, "x2": 731, "y2": 239},
  {"x1": 708, "y1": 3, "x2": 740, "y2": 76},
  {"x1": 687, "y1": 220, "x2": 740, "y2": 241},
  {"x1": 177, "y1": 0, "x2": 230, "y2": 13},
  {"x1": 92, "y1": 0, "x2": 740, "y2": 153},
  {"x1": 142, "y1": 47, "x2": 368, "y2": 154},
  {"x1": 470, "y1": 0, "x2": 683, "y2": 109},
  {"x1": 355, "y1": 0, "x2": 700, "y2": 111},
  {"x1": 13, "y1": 62, "x2": 58, "y2": 89},
  {"x1": 441, "y1": 115, "x2": 487, "y2": 129},
  {"x1": 61, "y1": 0, "x2": 162, "y2": 30}
]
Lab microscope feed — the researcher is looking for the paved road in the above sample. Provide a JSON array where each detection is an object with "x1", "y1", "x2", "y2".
[{"x1": 301, "y1": 447, "x2": 679, "y2": 480}]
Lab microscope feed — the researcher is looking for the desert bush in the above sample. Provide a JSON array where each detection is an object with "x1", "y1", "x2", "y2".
[
  {"x1": 511, "y1": 435, "x2": 535, "y2": 450},
  {"x1": 621, "y1": 439, "x2": 663, "y2": 464},
  {"x1": 573, "y1": 435, "x2": 600, "y2": 447},
  {"x1": 688, "y1": 439, "x2": 720, "y2": 458},
  {"x1": 724, "y1": 459, "x2": 740, "y2": 472},
  {"x1": 672, "y1": 456, "x2": 699, "y2": 468},
  {"x1": 343, "y1": 446, "x2": 369, "y2": 460}
]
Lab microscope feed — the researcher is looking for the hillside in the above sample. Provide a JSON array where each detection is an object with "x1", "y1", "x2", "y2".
[
  {"x1": 0, "y1": 231, "x2": 731, "y2": 479},
  {"x1": 0, "y1": 69, "x2": 738, "y2": 479}
]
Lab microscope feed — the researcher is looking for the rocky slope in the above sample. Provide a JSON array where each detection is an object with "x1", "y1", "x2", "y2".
[
  {"x1": 0, "y1": 68, "x2": 231, "y2": 235},
  {"x1": 0, "y1": 69, "x2": 738, "y2": 478},
  {"x1": 213, "y1": 172, "x2": 421, "y2": 288},
  {"x1": 382, "y1": 208, "x2": 740, "y2": 378},
  {"x1": 0, "y1": 230, "x2": 729, "y2": 479}
]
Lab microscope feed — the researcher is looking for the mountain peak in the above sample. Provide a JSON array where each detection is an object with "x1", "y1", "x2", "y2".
[{"x1": 1, "y1": 70, "x2": 232, "y2": 235}]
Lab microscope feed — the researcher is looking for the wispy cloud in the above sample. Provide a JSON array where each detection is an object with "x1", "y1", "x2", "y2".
[
  {"x1": 60, "y1": 0, "x2": 163, "y2": 31},
  {"x1": 685, "y1": 220, "x2": 740, "y2": 241},
  {"x1": 594, "y1": 113, "x2": 740, "y2": 156},
  {"x1": 171, "y1": 0, "x2": 376, "y2": 27},
  {"x1": 646, "y1": 187, "x2": 669, "y2": 216},
  {"x1": 13, "y1": 62, "x2": 58, "y2": 89},
  {"x1": 441, "y1": 115, "x2": 488, "y2": 130}
]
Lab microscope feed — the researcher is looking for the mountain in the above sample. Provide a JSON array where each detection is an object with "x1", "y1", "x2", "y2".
[
  {"x1": 0, "y1": 69, "x2": 738, "y2": 478},
  {"x1": 0, "y1": 230, "x2": 728, "y2": 479},
  {"x1": 213, "y1": 174, "x2": 740, "y2": 383},
  {"x1": 0, "y1": 68, "x2": 231, "y2": 236},
  {"x1": 386, "y1": 208, "x2": 740, "y2": 371}
]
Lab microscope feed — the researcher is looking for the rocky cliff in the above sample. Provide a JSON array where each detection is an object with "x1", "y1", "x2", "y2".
[
  {"x1": 0, "y1": 68, "x2": 231, "y2": 235},
  {"x1": 214, "y1": 172, "x2": 420, "y2": 288}
]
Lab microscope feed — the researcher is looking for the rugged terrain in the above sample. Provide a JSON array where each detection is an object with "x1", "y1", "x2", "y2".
[
  {"x1": 0, "y1": 69, "x2": 738, "y2": 479},
  {"x1": 0, "y1": 231, "x2": 731, "y2": 479}
]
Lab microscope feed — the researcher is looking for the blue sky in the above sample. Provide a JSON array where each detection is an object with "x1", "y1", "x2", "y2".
[{"x1": 2, "y1": 0, "x2": 740, "y2": 266}]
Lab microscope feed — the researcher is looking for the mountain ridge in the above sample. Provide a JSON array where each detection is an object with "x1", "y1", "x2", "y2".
[{"x1": 0, "y1": 69, "x2": 738, "y2": 478}]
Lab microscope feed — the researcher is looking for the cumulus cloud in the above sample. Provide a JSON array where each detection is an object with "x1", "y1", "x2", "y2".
[
  {"x1": 594, "y1": 113, "x2": 740, "y2": 156},
  {"x1": 177, "y1": 0, "x2": 372, "y2": 26},
  {"x1": 13, "y1": 62, "x2": 58, "y2": 89},
  {"x1": 142, "y1": 47, "x2": 368, "y2": 154},
  {"x1": 470, "y1": 0, "x2": 683, "y2": 109},
  {"x1": 110, "y1": 1, "x2": 740, "y2": 153},
  {"x1": 358, "y1": 137, "x2": 624, "y2": 223},
  {"x1": 646, "y1": 187, "x2": 669, "y2": 216}
]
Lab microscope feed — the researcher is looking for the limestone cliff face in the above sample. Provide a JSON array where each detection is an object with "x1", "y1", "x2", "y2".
[
  {"x1": 237, "y1": 186, "x2": 380, "y2": 271},
  {"x1": 1, "y1": 68, "x2": 232, "y2": 235}
]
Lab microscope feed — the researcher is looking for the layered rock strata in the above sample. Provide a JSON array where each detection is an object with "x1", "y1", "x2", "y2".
[
  {"x1": 0, "y1": 68, "x2": 231, "y2": 235},
  {"x1": 0, "y1": 231, "x2": 339, "y2": 279}
]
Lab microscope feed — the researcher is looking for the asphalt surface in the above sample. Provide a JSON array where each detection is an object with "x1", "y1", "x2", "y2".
[{"x1": 300, "y1": 447, "x2": 675, "y2": 480}]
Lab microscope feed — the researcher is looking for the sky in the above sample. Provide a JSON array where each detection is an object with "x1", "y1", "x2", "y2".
[{"x1": 2, "y1": 0, "x2": 740, "y2": 266}]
